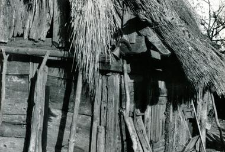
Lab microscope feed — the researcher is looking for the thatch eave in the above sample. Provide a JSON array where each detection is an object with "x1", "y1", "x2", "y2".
[{"x1": 122, "y1": 0, "x2": 225, "y2": 96}]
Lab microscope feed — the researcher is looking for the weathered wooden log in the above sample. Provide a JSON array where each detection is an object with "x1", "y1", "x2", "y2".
[
  {"x1": 67, "y1": 71, "x2": 83, "y2": 152},
  {"x1": 97, "y1": 126, "x2": 105, "y2": 152},
  {"x1": 90, "y1": 77, "x2": 102, "y2": 152},
  {"x1": 134, "y1": 109, "x2": 152, "y2": 152},
  {"x1": 0, "y1": 46, "x2": 71, "y2": 58},
  {"x1": 28, "y1": 52, "x2": 49, "y2": 152},
  {"x1": 0, "y1": 49, "x2": 9, "y2": 126}
]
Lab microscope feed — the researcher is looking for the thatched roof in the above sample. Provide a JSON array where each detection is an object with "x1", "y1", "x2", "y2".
[{"x1": 70, "y1": 0, "x2": 225, "y2": 95}]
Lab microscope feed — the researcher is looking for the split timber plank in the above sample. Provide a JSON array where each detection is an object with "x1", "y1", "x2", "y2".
[
  {"x1": 100, "y1": 76, "x2": 107, "y2": 127},
  {"x1": 90, "y1": 77, "x2": 102, "y2": 152},
  {"x1": 12, "y1": 0, "x2": 24, "y2": 37},
  {"x1": 105, "y1": 74, "x2": 120, "y2": 152},
  {"x1": 0, "y1": 50, "x2": 9, "y2": 125},
  {"x1": 28, "y1": 52, "x2": 49, "y2": 152},
  {"x1": 201, "y1": 91, "x2": 209, "y2": 147},
  {"x1": 52, "y1": 0, "x2": 69, "y2": 47},
  {"x1": 120, "y1": 75, "x2": 128, "y2": 152},
  {"x1": 29, "y1": 0, "x2": 53, "y2": 41},
  {"x1": 67, "y1": 71, "x2": 83, "y2": 152},
  {"x1": 134, "y1": 110, "x2": 152, "y2": 152},
  {"x1": 0, "y1": 0, "x2": 10, "y2": 42},
  {"x1": 97, "y1": 126, "x2": 105, "y2": 152}
]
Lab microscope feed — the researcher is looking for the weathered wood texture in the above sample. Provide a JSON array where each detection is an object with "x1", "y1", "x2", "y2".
[
  {"x1": 68, "y1": 72, "x2": 83, "y2": 152},
  {"x1": 0, "y1": 60, "x2": 92, "y2": 152},
  {"x1": 0, "y1": 0, "x2": 69, "y2": 44},
  {"x1": 28, "y1": 52, "x2": 49, "y2": 152},
  {"x1": 0, "y1": 50, "x2": 9, "y2": 125}
]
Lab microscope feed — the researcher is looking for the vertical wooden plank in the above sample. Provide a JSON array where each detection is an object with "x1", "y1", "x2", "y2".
[
  {"x1": 201, "y1": 91, "x2": 208, "y2": 147},
  {"x1": 100, "y1": 76, "x2": 107, "y2": 127},
  {"x1": 28, "y1": 53, "x2": 49, "y2": 152},
  {"x1": 52, "y1": 0, "x2": 69, "y2": 47},
  {"x1": 105, "y1": 74, "x2": 117, "y2": 152},
  {"x1": 0, "y1": 50, "x2": 9, "y2": 126},
  {"x1": 114, "y1": 75, "x2": 121, "y2": 152},
  {"x1": 120, "y1": 75, "x2": 127, "y2": 152},
  {"x1": 90, "y1": 77, "x2": 102, "y2": 152},
  {"x1": 165, "y1": 102, "x2": 175, "y2": 152},
  {"x1": 67, "y1": 72, "x2": 83, "y2": 152},
  {"x1": 29, "y1": 0, "x2": 53, "y2": 41},
  {"x1": 28, "y1": 65, "x2": 48, "y2": 152},
  {"x1": 23, "y1": 0, "x2": 35, "y2": 39},
  {"x1": 12, "y1": 0, "x2": 24, "y2": 37},
  {"x1": 97, "y1": 126, "x2": 105, "y2": 152},
  {"x1": 0, "y1": 0, "x2": 9, "y2": 42}
]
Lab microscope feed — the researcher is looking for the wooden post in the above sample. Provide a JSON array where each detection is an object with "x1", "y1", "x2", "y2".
[
  {"x1": 28, "y1": 52, "x2": 50, "y2": 152},
  {"x1": 67, "y1": 71, "x2": 83, "y2": 152},
  {"x1": 90, "y1": 77, "x2": 102, "y2": 152},
  {"x1": 0, "y1": 49, "x2": 9, "y2": 126}
]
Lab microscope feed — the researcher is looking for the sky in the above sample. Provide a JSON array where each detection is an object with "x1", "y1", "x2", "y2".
[{"x1": 188, "y1": 0, "x2": 225, "y2": 48}]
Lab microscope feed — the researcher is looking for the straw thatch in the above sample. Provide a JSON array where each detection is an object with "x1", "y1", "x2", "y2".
[
  {"x1": 69, "y1": 0, "x2": 118, "y2": 89},
  {"x1": 70, "y1": 0, "x2": 225, "y2": 96}
]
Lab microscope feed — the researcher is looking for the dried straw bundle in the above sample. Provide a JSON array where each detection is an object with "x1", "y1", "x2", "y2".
[
  {"x1": 69, "y1": 0, "x2": 118, "y2": 90},
  {"x1": 124, "y1": 0, "x2": 225, "y2": 95}
]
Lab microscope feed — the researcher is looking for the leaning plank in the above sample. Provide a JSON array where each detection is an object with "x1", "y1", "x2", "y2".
[
  {"x1": 90, "y1": 77, "x2": 102, "y2": 152},
  {"x1": 67, "y1": 71, "x2": 83, "y2": 152},
  {"x1": 123, "y1": 59, "x2": 130, "y2": 116},
  {"x1": 191, "y1": 101, "x2": 206, "y2": 152},
  {"x1": 28, "y1": 52, "x2": 49, "y2": 152},
  {"x1": 0, "y1": 49, "x2": 9, "y2": 126},
  {"x1": 122, "y1": 110, "x2": 143, "y2": 152},
  {"x1": 0, "y1": 46, "x2": 71, "y2": 58},
  {"x1": 134, "y1": 109, "x2": 152, "y2": 152}
]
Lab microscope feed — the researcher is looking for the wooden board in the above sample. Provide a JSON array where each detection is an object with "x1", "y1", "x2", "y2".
[{"x1": 0, "y1": 137, "x2": 24, "y2": 152}]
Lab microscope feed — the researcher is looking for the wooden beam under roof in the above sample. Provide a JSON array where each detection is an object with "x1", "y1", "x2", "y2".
[{"x1": 0, "y1": 46, "x2": 71, "y2": 58}]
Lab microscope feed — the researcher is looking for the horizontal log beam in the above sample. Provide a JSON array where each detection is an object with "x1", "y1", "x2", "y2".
[{"x1": 0, "y1": 46, "x2": 71, "y2": 58}]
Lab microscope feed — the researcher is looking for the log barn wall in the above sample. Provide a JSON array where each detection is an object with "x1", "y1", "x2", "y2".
[
  {"x1": 0, "y1": 0, "x2": 69, "y2": 46},
  {"x1": 0, "y1": 59, "x2": 92, "y2": 152}
]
